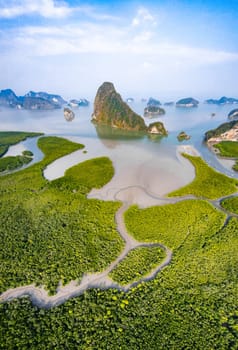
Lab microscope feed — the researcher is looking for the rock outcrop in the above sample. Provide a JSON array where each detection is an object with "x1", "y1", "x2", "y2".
[
  {"x1": 92, "y1": 82, "x2": 147, "y2": 131},
  {"x1": 176, "y1": 97, "x2": 199, "y2": 107},
  {"x1": 64, "y1": 108, "x2": 75, "y2": 121}
]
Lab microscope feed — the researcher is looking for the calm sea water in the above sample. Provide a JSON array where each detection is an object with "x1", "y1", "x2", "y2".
[{"x1": 0, "y1": 102, "x2": 237, "y2": 179}]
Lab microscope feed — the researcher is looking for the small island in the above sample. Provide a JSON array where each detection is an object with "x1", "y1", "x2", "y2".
[
  {"x1": 147, "y1": 122, "x2": 168, "y2": 135},
  {"x1": 68, "y1": 99, "x2": 89, "y2": 107},
  {"x1": 64, "y1": 107, "x2": 75, "y2": 121},
  {"x1": 177, "y1": 131, "x2": 191, "y2": 141},
  {"x1": 176, "y1": 97, "x2": 199, "y2": 108},
  {"x1": 147, "y1": 97, "x2": 161, "y2": 106},
  {"x1": 144, "y1": 105, "x2": 165, "y2": 117}
]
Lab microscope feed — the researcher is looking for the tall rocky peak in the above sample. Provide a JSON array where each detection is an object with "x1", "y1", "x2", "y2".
[
  {"x1": 92, "y1": 82, "x2": 147, "y2": 131},
  {"x1": 0, "y1": 89, "x2": 19, "y2": 107}
]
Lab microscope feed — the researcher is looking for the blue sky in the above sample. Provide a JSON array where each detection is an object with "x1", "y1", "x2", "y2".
[{"x1": 0, "y1": 0, "x2": 238, "y2": 100}]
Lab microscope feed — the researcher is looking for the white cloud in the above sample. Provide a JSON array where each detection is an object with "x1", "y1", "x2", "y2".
[
  {"x1": 133, "y1": 31, "x2": 153, "y2": 43},
  {"x1": 132, "y1": 7, "x2": 157, "y2": 27},
  {"x1": 3, "y1": 19, "x2": 238, "y2": 67},
  {"x1": 0, "y1": 0, "x2": 72, "y2": 18},
  {"x1": 1, "y1": 4, "x2": 238, "y2": 98},
  {"x1": 0, "y1": 0, "x2": 121, "y2": 20}
]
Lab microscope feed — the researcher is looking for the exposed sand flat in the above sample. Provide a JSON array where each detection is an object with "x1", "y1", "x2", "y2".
[
  {"x1": 217, "y1": 158, "x2": 236, "y2": 171},
  {"x1": 3, "y1": 143, "x2": 26, "y2": 157},
  {"x1": 177, "y1": 144, "x2": 200, "y2": 157},
  {"x1": 44, "y1": 137, "x2": 196, "y2": 208},
  {"x1": 88, "y1": 144, "x2": 196, "y2": 207}
]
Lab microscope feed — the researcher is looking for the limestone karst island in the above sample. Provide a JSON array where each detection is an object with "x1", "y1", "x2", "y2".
[{"x1": 91, "y1": 82, "x2": 167, "y2": 136}]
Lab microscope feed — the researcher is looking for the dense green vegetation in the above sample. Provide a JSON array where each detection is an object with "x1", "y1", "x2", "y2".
[
  {"x1": 0, "y1": 131, "x2": 43, "y2": 157},
  {"x1": 214, "y1": 141, "x2": 238, "y2": 158},
  {"x1": 0, "y1": 136, "x2": 84, "y2": 192},
  {"x1": 0, "y1": 136, "x2": 123, "y2": 294},
  {"x1": 1, "y1": 216, "x2": 238, "y2": 348},
  {"x1": 1, "y1": 135, "x2": 238, "y2": 348},
  {"x1": 0, "y1": 153, "x2": 32, "y2": 172},
  {"x1": 125, "y1": 200, "x2": 225, "y2": 249},
  {"x1": 109, "y1": 246, "x2": 166, "y2": 285},
  {"x1": 221, "y1": 196, "x2": 238, "y2": 215},
  {"x1": 168, "y1": 154, "x2": 238, "y2": 199}
]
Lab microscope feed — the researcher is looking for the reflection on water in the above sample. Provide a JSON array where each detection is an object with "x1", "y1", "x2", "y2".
[
  {"x1": 0, "y1": 102, "x2": 238, "y2": 181},
  {"x1": 94, "y1": 124, "x2": 145, "y2": 140}
]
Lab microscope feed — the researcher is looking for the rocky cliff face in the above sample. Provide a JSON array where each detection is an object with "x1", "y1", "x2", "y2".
[
  {"x1": 205, "y1": 121, "x2": 238, "y2": 144},
  {"x1": 92, "y1": 82, "x2": 168, "y2": 136},
  {"x1": 92, "y1": 82, "x2": 147, "y2": 131}
]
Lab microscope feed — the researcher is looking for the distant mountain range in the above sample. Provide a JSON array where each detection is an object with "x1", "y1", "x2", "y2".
[
  {"x1": 1, "y1": 88, "x2": 238, "y2": 111},
  {"x1": 0, "y1": 89, "x2": 89, "y2": 110},
  {"x1": 205, "y1": 96, "x2": 238, "y2": 105}
]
